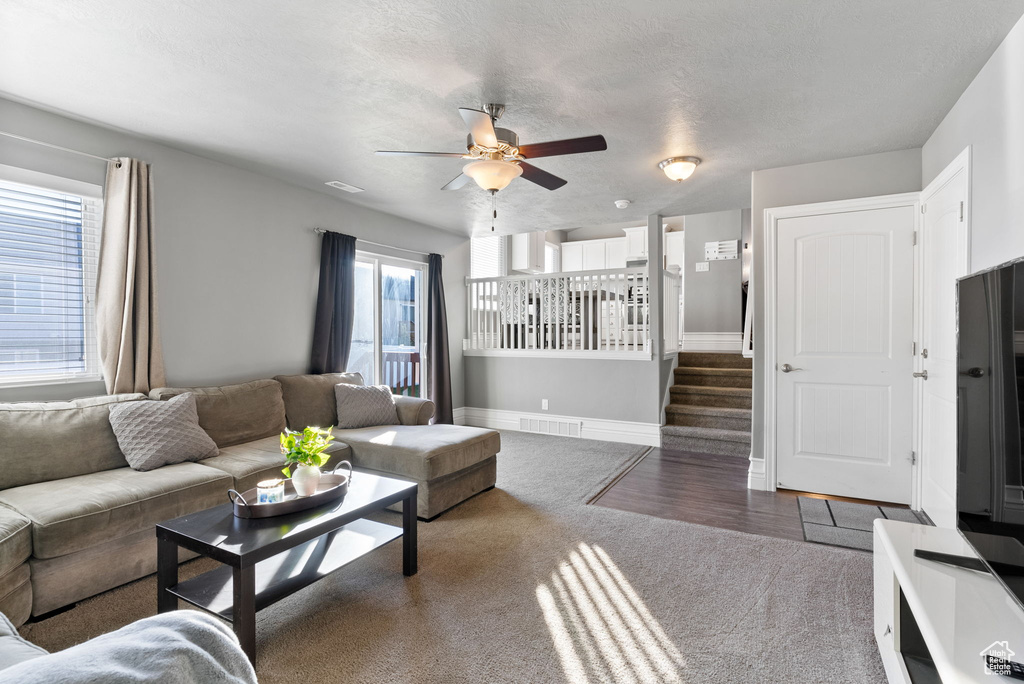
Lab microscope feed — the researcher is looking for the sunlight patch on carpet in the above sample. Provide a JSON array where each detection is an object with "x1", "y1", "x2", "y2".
[{"x1": 537, "y1": 543, "x2": 687, "y2": 683}]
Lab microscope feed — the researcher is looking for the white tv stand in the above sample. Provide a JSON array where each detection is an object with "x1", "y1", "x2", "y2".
[{"x1": 874, "y1": 519, "x2": 1024, "y2": 682}]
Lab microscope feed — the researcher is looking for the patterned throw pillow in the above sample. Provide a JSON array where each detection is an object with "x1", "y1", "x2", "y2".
[
  {"x1": 334, "y1": 384, "x2": 399, "y2": 429},
  {"x1": 108, "y1": 393, "x2": 219, "y2": 471}
]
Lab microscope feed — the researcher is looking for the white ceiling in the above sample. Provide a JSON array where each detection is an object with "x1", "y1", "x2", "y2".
[{"x1": 1, "y1": 1, "x2": 1021, "y2": 236}]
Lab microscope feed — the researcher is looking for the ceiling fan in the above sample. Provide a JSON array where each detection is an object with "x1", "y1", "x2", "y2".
[{"x1": 375, "y1": 104, "x2": 607, "y2": 193}]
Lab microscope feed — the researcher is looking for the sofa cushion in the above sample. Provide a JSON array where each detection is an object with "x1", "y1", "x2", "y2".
[
  {"x1": 199, "y1": 435, "x2": 351, "y2": 493},
  {"x1": 335, "y1": 384, "x2": 399, "y2": 429},
  {"x1": 150, "y1": 380, "x2": 286, "y2": 448},
  {"x1": 0, "y1": 394, "x2": 147, "y2": 489},
  {"x1": 274, "y1": 372, "x2": 363, "y2": 430},
  {"x1": 0, "y1": 509, "x2": 30, "y2": 579},
  {"x1": 0, "y1": 463, "x2": 232, "y2": 559},
  {"x1": 109, "y1": 393, "x2": 219, "y2": 471},
  {"x1": 333, "y1": 425, "x2": 500, "y2": 481}
]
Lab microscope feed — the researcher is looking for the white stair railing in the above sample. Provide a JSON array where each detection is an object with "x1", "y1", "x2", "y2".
[{"x1": 465, "y1": 267, "x2": 651, "y2": 356}]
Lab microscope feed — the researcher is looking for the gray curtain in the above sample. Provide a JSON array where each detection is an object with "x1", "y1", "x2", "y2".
[
  {"x1": 427, "y1": 253, "x2": 453, "y2": 423},
  {"x1": 96, "y1": 157, "x2": 166, "y2": 394},
  {"x1": 310, "y1": 231, "x2": 356, "y2": 374}
]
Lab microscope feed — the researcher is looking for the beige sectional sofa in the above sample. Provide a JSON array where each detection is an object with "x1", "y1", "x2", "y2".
[{"x1": 0, "y1": 373, "x2": 499, "y2": 626}]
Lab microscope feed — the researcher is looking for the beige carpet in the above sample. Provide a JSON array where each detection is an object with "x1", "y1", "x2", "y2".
[{"x1": 21, "y1": 432, "x2": 885, "y2": 683}]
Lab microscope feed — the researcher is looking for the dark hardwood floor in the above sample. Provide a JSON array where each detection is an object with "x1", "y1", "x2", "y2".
[{"x1": 590, "y1": 447, "x2": 906, "y2": 542}]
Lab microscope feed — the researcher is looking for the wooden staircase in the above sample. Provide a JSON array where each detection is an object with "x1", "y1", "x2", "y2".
[{"x1": 662, "y1": 352, "x2": 752, "y2": 457}]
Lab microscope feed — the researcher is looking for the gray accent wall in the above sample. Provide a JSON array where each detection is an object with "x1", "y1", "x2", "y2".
[
  {"x1": 683, "y1": 209, "x2": 744, "y2": 333},
  {"x1": 922, "y1": 13, "x2": 1024, "y2": 273},
  {"x1": 0, "y1": 97, "x2": 468, "y2": 406},
  {"x1": 749, "y1": 149, "x2": 923, "y2": 466}
]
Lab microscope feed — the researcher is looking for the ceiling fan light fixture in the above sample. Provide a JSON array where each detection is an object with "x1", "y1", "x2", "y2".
[
  {"x1": 463, "y1": 159, "x2": 523, "y2": 192},
  {"x1": 659, "y1": 156, "x2": 701, "y2": 182}
]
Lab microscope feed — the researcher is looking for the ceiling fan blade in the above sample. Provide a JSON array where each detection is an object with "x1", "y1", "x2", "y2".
[
  {"x1": 519, "y1": 162, "x2": 567, "y2": 191},
  {"x1": 375, "y1": 150, "x2": 466, "y2": 157},
  {"x1": 441, "y1": 173, "x2": 471, "y2": 191},
  {"x1": 458, "y1": 108, "x2": 498, "y2": 148},
  {"x1": 518, "y1": 135, "x2": 607, "y2": 159}
]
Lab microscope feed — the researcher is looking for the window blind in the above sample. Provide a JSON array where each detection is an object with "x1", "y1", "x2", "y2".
[
  {"x1": 470, "y1": 235, "x2": 507, "y2": 279},
  {"x1": 0, "y1": 176, "x2": 102, "y2": 385}
]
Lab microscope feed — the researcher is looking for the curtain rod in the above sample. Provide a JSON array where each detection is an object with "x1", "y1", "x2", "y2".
[
  {"x1": 312, "y1": 227, "x2": 440, "y2": 258},
  {"x1": 0, "y1": 130, "x2": 118, "y2": 165}
]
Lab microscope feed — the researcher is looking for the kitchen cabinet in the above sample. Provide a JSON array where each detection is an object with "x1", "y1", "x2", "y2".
[
  {"x1": 665, "y1": 230, "x2": 685, "y2": 269},
  {"x1": 512, "y1": 232, "x2": 545, "y2": 273},
  {"x1": 623, "y1": 226, "x2": 648, "y2": 261}
]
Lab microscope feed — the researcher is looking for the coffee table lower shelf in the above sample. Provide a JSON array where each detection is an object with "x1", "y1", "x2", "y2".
[{"x1": 167, "y1": 518, "x2": 402, "y2": 620}]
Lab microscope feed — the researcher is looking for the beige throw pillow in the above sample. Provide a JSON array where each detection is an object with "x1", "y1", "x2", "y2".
[
  {"x1": 334, "y1": 384, "x2": 399, "y2": 429},
  {"x1": 108, "y1": 393, "x2": 219, "y2": 471}
]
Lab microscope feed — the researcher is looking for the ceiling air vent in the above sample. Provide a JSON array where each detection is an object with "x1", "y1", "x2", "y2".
[{"x1": 324, "y1": 180, "x2": 364, "y2": 193}]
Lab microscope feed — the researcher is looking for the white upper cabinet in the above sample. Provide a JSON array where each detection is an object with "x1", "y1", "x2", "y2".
[
  {"x1": 511, "y1": 232, "x2": 546, "y2": 273},
  {"x1": 605, "y1": 238, "x2": 627, "y2": 268},
  {"x1": 622, "y1": 226, "x2": 648, "y2": 261},
  {"x1": 665, "y1": 230, "x2": 685, "y2": 269},
  {"x1": 561, "y1": 242, "x2": 583, "y2": 271}
]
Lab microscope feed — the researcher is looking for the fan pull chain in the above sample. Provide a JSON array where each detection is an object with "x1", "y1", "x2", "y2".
[{"x1": 490, "y1": 189, "x2": 497, "y2": 231}]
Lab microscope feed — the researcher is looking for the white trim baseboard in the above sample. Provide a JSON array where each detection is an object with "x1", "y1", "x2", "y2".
[
  {"x1": 452, "y1": 407, "x2": 467, "y2": 426},
  {"x1": 747, "y1": 457, "x2": 766, "y2": 490},
  {"x1": 680, "y1": 332, "x2": 742, "y2": 352},
  {"x1": 461, "y1": 407, "x2": 661, "y2": 447}
]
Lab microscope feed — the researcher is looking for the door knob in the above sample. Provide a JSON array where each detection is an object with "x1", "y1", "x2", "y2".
[
  {"x1": 780, "y1": 363, "x2": 802, "y2": 373},
  {"x1": 913, "y1": 370, "x2": 928, "y2": 380},
  {"x1": 959, "y1": 367, "x2": 984, "y2": 378}
]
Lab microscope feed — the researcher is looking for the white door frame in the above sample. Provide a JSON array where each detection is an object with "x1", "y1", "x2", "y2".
[
  {"x1": 914, "y1": 146, "x2": 972, "y2": 517},
  {"x1": 760, "y1": 192, "x2": 922, "y2": 501}
]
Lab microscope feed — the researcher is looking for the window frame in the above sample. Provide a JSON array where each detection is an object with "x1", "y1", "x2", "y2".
[
  {"x1": 352, "y1": 250, "x2": 428, "y2": 398},
  {"x1": 0, "y1": 164, "x2": 104, "y2": 389}
]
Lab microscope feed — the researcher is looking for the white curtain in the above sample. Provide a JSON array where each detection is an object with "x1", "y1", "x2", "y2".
[{"x1": 96, "y1": 158, "x2": 165, "y2": 394}]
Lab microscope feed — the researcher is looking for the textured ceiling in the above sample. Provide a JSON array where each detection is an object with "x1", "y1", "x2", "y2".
[{"x1": 1, "y1": 1, "x2": 1021, "y2": 236}]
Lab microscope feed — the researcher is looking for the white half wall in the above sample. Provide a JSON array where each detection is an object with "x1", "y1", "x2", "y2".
[{"x1": 456, "y1": 407, "x2": 661, "y2": 447}]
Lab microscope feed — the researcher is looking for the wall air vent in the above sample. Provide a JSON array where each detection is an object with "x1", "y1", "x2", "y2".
[
  {"x1": 324, "y1": 180, "x2": 364, "y2": 193},
  {"x1": 519, "y1": 416, "x2": 582, "y2": 438}
]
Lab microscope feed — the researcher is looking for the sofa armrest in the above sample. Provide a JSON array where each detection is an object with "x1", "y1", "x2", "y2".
[{"x1": 393, "y1": 396, "x2": 435, "y2": 425}]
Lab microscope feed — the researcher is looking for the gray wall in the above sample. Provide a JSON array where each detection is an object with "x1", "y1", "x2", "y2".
[
  {"x1": 922, "y1": 14, "x2": 1024, "y2": 273},
  {"x1": 749, "y1": 149, "x2": 923, "y2": 464},
  {"x1": 683, "y1": 209, "x2": 744, "y2": 333},
  {"x1": 0, "y1": 97, "x2": 469, "y2": 407}
]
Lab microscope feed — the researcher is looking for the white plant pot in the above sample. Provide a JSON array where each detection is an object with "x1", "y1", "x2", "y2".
[{"x1": 291, "y1": 464, "x2": 321, "y2": 497}]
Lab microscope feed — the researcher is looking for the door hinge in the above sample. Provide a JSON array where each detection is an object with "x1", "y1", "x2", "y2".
[
  {"x1": 913, "y1": 231, "x2": 918, "y2": 246},
  {"x1": 911, "y1": 451, "x2": 917, "y2": 465},
  {"x1": 920, "y1": 204, "x2": 926, "y2": 214},
  {"x1": 959, "y1": 201, "x2": 964, "y2": 222},
  {"x1": 913, "y1": 342, "x2": 917, "y2": 355}
]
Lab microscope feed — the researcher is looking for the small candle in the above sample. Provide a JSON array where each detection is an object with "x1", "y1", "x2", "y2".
[{"x1": 256, "y1": 479, "x2": 285, "y2": 504}]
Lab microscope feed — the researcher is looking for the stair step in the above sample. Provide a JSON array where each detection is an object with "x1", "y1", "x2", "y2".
[
  {"x1": 665, "y1": 405, "x2": 752, "y2": 431},
  {"x1": 673, "y1": 367, "x2": 752, "y2": 388},
  {"x1": 660, "y1": 425, "x2": 752, "y2": 457},
  {"x1": 677, "y1": 352, "x2": 752, "y2": 369},
  {"x1": 670, "y1": 385, "x2": 752, "y2": 409}
]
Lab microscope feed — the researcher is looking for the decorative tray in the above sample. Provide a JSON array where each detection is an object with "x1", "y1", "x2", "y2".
[{"x1": 227, "y1": 461, "x2": 352, "y2": 519}]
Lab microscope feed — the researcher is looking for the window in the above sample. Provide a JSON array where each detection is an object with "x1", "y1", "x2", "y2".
[
  {"x1": 348, "y1": 252, "x2": 426, "y2": 397},
  {"x1": 470, "y1": 235, "x2": 507, "y2": 279},
  {"x1": 0, "y1": 165, "x2": 103, "y2": 387}
]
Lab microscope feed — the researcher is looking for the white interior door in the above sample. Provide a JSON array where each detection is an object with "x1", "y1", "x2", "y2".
[
  {"x1": 776, "y1": 205, "x2": 916, "y2": 503},
  {"x1": 919, "y1": 157, "x2": 970, "y2": 527}
]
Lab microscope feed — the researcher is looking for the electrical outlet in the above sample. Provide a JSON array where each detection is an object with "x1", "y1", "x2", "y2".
[
  {"x1": 696, "y1": 262, "x2": 709, "y2": 272},
  {"x1": 541, "y1": 399, "x2": 549, "y2": 411}
]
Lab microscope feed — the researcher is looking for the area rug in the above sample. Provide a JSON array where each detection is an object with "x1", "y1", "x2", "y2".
[
  {"x1": 798, "y1": 496, "x2": 930, "y2": 551},
  {"x1": 22, "y1": 432, "x2": 886, "y2": 683}
]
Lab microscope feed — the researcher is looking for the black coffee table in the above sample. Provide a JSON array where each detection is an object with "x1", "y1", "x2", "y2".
[{"x1": 155, "y1": 472, "x2": 417, "y2": 663}]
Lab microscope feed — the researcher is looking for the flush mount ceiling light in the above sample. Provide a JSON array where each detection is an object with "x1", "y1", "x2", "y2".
[
  {"x1": 462, "y1": 159, "x2": 523, "y2": 192},
  {"x1": 659, "y1": 156, "x2": 701, "y2": 182}
]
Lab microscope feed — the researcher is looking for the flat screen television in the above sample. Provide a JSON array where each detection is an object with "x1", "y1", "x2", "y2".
[{"x1": 956, "y1": 259, "x2": 1024, "y2": 609}]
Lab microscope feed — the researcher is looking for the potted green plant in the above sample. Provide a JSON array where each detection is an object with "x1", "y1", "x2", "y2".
[{"x1": 280, "y1": 426, "x2": 335, "y2": 497}]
